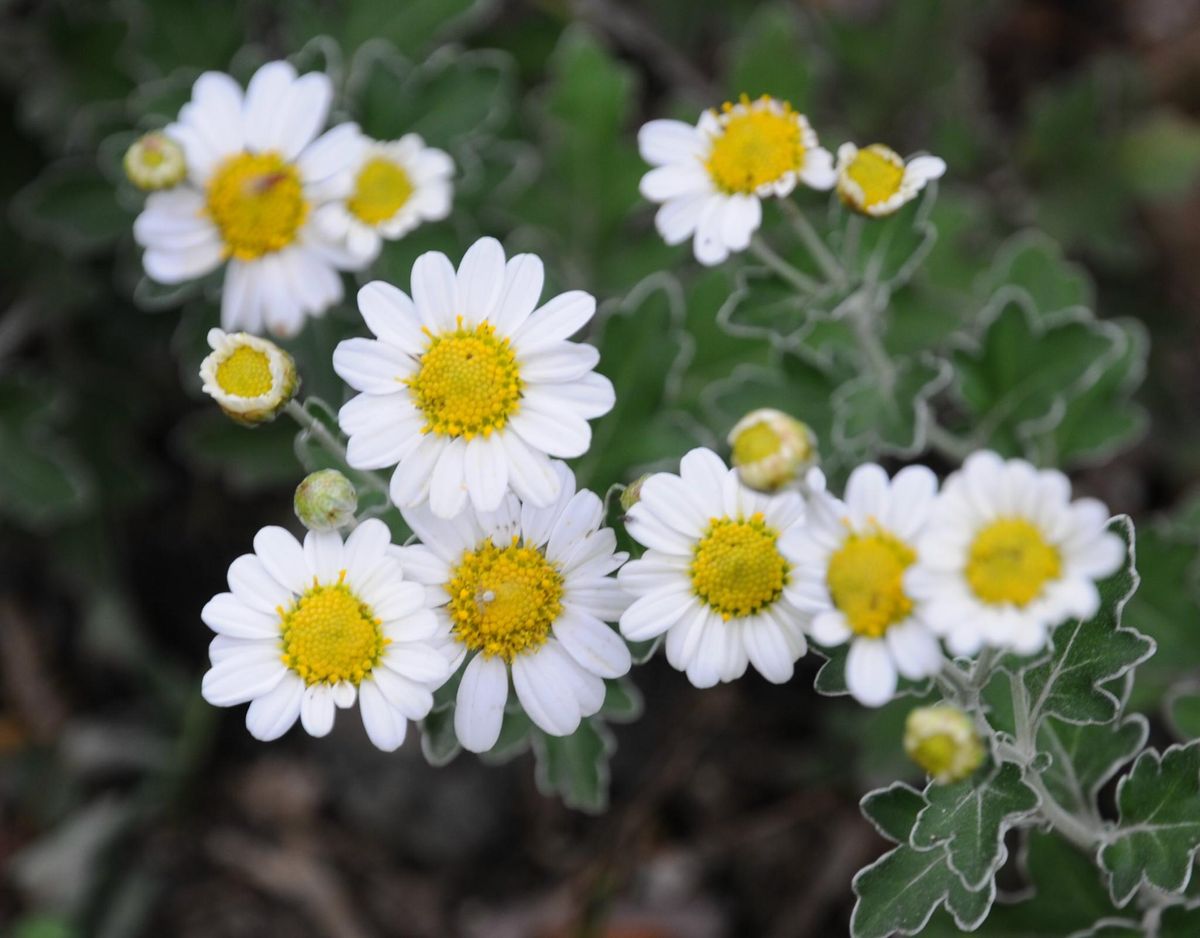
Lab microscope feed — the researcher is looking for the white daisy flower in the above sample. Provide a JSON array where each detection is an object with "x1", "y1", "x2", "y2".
[
  {"x1": 637, "y1": 94, "x2": 836, "y2": 266},
  {"x1": 314, "y1": 134, "x2": 454, "y2": 263},
  {"x1": 788, "y1": 464, "x2": 945, "y2": 707},
  {"x1": 395, "y1": 462, "x2": 632, "y2": 753},
  {"x1": 201, "y1": 519, "x2": 454, "y2": 751},
  {"x1": 199, "y1": 328, "x2": 298, "y2": 425},
  {"x1": 617, "y1": 447, "x2": 809, "y2": 688},
  {"x1": 333, "y1": 236, "x2": 615, "y2": 519},
  {"x1": 905, "y1": 451, "x2": 1126, "y2": 656},
  {"x1": 834, "y1": 143, "x2": 946, "y2": 217},
  {"x1": 133, "y1": 60, "x2": 367, "y2": 337}
]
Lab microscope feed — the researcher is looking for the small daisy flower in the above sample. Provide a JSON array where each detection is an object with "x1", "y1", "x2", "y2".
[
  {"x1": 395, "y1": 462, "x2": 632, "y2": 753},
  {"x1": 638, "y1": 94, "x2": 836, "y2": 266},
  {"x1": 789, "y1": 464, "x2": 945, "y2": 707},
  {"x1": 905, "y1": 451, "x2": 1126, "y2": 656},
  {"x1": 333, "y1": 236, "x2": 615, "y2": 519},
  {"x1": 834, "y1": 143, "x2": 946, "y2": 217},
  {"x1": 728, "y1": 407, "x2": 818, "y2": 493},
  {"x1": 199, "y1": 328, "x2": 298, "y2": 425},
  {"x1": 134, "y1": 60, "x2": 367, "y2": 337},
  {"x1": 200, "y1": 519, "x2": 453, "y2": 751},
  {"x1": 617, "y1": 447, "x2": 809, "y2": 687},
  {"x1": 124, "y1": 131, "x2": 186, "y2": 190},
  {"x1": 315, "y1": 134, "x2": 454, "y2": 263}
]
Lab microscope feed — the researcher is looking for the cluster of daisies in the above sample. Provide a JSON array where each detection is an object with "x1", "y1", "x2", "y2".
[
  {"x1": 638, "y1": 94, "x2": 947, "y2": 264},
  {"x1": 127, "y1": 60, "x2": 453, "y2": 337},
  {"x1": 198, "y1": 233, "x2": 1125, "y2": 751},
  {"x1": 157, "y1": 64, "x2": 1121, "y2": 754}
]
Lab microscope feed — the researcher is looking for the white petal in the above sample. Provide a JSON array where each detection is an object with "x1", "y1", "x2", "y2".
[
  {"x1": 886, "y1": 621, "x2": 944, "y2": 681},
  {"x1": 201, "y1": 593, "x2": 279, "y2": 639},
  {"x1": 512, "y1": 642, "x2": 582, "y2": 737},
  {"x1": 512, "y1": 291, "x2": 596, "y2": 354},
  {"x1": 554, "y1": 607, "x2": 631, "y2": 678},
  {"x1": 300, "y1": 683, "x2": 336, "y2": 737},
  {"x1": 253, "y1": 526, "x2": 309, "y2": 595},
  {"x1": 845, "y1": 639, "x2": 897, "y2": 708},
  {"x1": 620, "y1": 587, "x2": 695, "y2": 641},
  {"x1": 510, "y1": 405, "x2": 591, "y2": 459},
  {"x1": 297, "y1": 122, "x2": 364, "y2": 184},
  {"x1": 428, "y1": 438, "x2": 469, "y2": 518},
  {"x1": 303, "y1": 529, "x2": 345, "y2": 584},
  {"x1": 454, "y1": 654, "x2": 509, "y2": 753},
  {"x1": 202, "y1": 650, "x2": 286, "y2": 706},
  {"x1": 519, "y1": 342, "x2": 601, "y2": 383},
  {"x1": 491, "y1": 253, "x2": 544, "y2": 334},
  {"x1": 245, "y1": 673, "x2": 304, "y2": 741},
  {"x1": 228, "y1": 554, "x2": 292, "y2": 614},
  {"x1": 384, "y1": 643, "x2": 451, "y2": 685},
  {"x1": 411, "y1": 251, "x2": 458, "y2": 331},
  {"x1": 638, "y1": 119, "x2": 704, "y2": 165},
  {"x1": 389, "y1": 435, "x2": 443, "y2": 507},
  {"x1": 243, "y1": 60, "x2": 298, "y2": 153},
  {"x1": 358, "y1": 680, "x2": 408, "y2": 751},
  {"x1": 464, "y1": 435, "x2": 509, "y2": 513},
  {"x1": 500, "y1": 432, "x2": 561, "y2": 507},
  {"x1": 743, "y1": 616, "x2": 795, "y2": 683},
  {"x1": 332, "y1": 337, "x2": 411, "y2": 393},
  {"x1": 357, "y1": 281, "x2": 425, "y2": 352},
  {"x1": 143, "y1": 243, "x2": 224, "y2": 284},
  {"x1": 371, "y1": 667, "x2": 434, "y2": 720},
  {"x1": 456, "y1": 236, "x2": 506, "y2": 324}
]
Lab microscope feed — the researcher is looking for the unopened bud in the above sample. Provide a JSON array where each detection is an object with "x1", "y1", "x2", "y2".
[
  {"x1": 124, "y1": 131, "x2": 186, "y2": 190},
  {"x1": 904, "y1": 705, "x2": 985, "y2": 784},
  {"x1": 620, "y1": 475, "x2": 649, "y2": 513},
  {"x1": 294, "y1": 469, "x2": 358, "y2": 531},
  {"x1": 728, "y1": 408, "x2": 817, "y2": 492},
  {"x1": 199, "y1": 328, "x2": 299, "y2": 426}
]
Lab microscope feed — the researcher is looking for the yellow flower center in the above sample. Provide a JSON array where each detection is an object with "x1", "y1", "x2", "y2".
[
  {"x1": 279, "y1": 575, "x2": 388, "y2": 685},
  {"x1": 690, "y1": 513, "x2": 789, "y2": 620},
  {"x1": 407, "y1": 319, "x2": 523, "y2": 439},
  {"x1": 704, "y1": 97, "x2": 806, "y2": 195},
  {"x1": 215, "y1": 345, "x2": 273, "y2": 398},
  {"x1": 826, "y1": 529, "x2": 917, "y2": 638},
  {"x1": 843, "y1": 145, "x2": 905, "y2": 209},
  {"x1": 347, "y1": 156, "x2": 414, "y2": 226},
  {"x1": 965, "y1": 518, "x2": 1062, "y2": 607},
  {"x1": 732, "y1": 420, "x2": 783, "y2": 464},
  {"x1": 205, "y1": 151, "x2": 308, "y2": 261},
  {"x1": 446, "y1": 538, "x2": 564, "y2": 663}
]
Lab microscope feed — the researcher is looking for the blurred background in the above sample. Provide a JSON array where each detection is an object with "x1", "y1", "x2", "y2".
[{"x1": 4, "y1": 0, "x2": 1200, "y2": 935}]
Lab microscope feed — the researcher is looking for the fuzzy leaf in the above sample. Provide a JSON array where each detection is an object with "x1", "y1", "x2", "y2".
[
  {"x1": 911, "y1": 762, "x2": 1040, "y2": 890},
  {"x1": 1100, "y1": 741, "x2": 1200, "y2": 905},
  {"x1": 531, "y1": 719, "x2": 614, "y2": 814},
  {"x1": 419, "y1": 706, "x2": 461, "y2": 767},
  {"x1": 1037, "y1": 715, "x2": 1149, "y2": 819},
  {"x1": 1019, "y1": 518, "x2": 1153, "y2": 726},
  {"x1": 832, "y1": 353, "x2": 952, "y2": 460},
  {"x1": 852, "y1": 783, "x2": 994, "y2": 938},
  {"x1": 13, "y1": 162, "x2": 130, "y2": 256}
]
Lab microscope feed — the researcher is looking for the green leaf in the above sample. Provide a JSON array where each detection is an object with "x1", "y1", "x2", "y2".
[
  {"x1": 911, "y1": 762, "x2": 1040, "y2": 890},
  {"x1": 1120, "y1": 113, "x2": 1200, "y2": 199},
  {"x1": 171, "y1": 410, "x2": 300, "y2": 492},
  {"x1": 832, "y1": 353, "x2": 952, "y2": 460},
  {"x1": 599, "y1": 678, "x2": 644, "y2": 723},
  {"x1": 531, "y1": 719, "x2": 615, "y2": 814},
  {"x1": 1018, "y1": 517, "x2": 1153, "y2": 726},
  {"x1": 349, "y1": 45, "x2": 515, "y2": 150},
  {"x1": 12, "y1": 162, "x2": 130, "y2": 256},
  {"x1": 951, "y1": 295, "x2": 1135, "y2": 462},
  {"x1": 574, "y1": 274, "x2": 708, "y2": 489},
  {"x1": 288, "y1": 0, "x2": 487, "y2": 56},
  {"x1": 1100, "y1": 740, "x2": 1200, "y2": 905},
  {"x1": 419, "y1": 706, "x2": 461, "y2": 767},
  {"x1": 1167, "y1": 685, "x2": 1200, "y2": 741},
  {"x1": 1158, "y1": 903, "x2": 1200, "y2": 937},
  {"x1": 976, "y1": 231, "x2": 1094, "y2": 316},
  {"x1": 727, "y1": 3, "x2": 816, "y2": 108},
  {"x1": 852, "y1": 783, "x2": 994, "y2": 938},
  {"x1": 1037, "y1": 715, "x2": 1149, "y2": 819}
]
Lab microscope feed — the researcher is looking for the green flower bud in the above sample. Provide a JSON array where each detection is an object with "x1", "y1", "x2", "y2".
[
  {"x1": 294, "y1": 469, "x2": 358, "y2": 532},
  {"x1": 728, "y1": 408, "x2": 817, "y2": 492},
  {"x1": 124, "y1": 131, "x2": 186, "y2": 190},
  {"x1": 199, "y1": 329, "x2": 299, "y2": 426},
  {"x1": 620, "y1": 474, "x2": 649, "y2": 513},
  {"x1": 904, "y1": 705, "x2": 985, "y2": 784}
]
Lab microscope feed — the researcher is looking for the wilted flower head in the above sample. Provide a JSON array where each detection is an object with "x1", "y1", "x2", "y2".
[
  {"x1": 904, "y1": 705, "x2": 985, "y2": 783},
  {"x1": 124, "y1": 131, "x2": 186, "y2": 190},
  {"x1": 728, "y1": 408, "x2": 817, "y2": 493},
  {"x1": 199, "y1": 328, "x2": 298, "y2": 426},
  {"x1": 835, "y1": 143, "x2": 946, "y2": 217}
]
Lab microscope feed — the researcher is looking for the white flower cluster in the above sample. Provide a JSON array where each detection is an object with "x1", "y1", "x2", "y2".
[
  {"x1": 131, "y1": 60, "x2": 453, "y2": 338},
  {"x1": 637, "y1": 94, "x2": 946, "y2": 265}
]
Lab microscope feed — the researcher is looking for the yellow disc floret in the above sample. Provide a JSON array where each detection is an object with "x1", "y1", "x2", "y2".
[
  {"x1": 347, "y1": 156, "x2": 414, "y2": 226},
  {"x1": 690, "y1": 513, "x2": 789, "y2": 620},
  {"x1": 840, "y1": 144, "x2": 905, "y2": 211},
  {"x1": 215, "y1": 345, "x2": 274, "y2": 398},
  {"x1": 705, "y1": 96, "x2": 806, "y2": 195},
  {"x1": 445, "y1": 538, "x2": 564, "y2": 663},
  {"x1": 407, "y1": 318, "x2": 523, "y2": 439},
  {"x1": 826, "y1": 529, "x2": 917, "y2": 638},
  {"x1": 965, "y1": 518, "x2": 1062, "y2": 607},
  {"x1": 279, "y1": 575, "x2": 388, "y2": 685},
  {"x1": 206, "y1": 151, "x2": 308, "y2": 260}
]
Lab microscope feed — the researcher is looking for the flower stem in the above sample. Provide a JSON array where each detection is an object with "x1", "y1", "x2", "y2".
[
  {"x1": 846, "y1": 285, "x2": 896, "y2": 394},
  {"x1": 285, "y1": 400, "x2": 390, "y2": 501},
  {"x1": 780, "y1": 199, "x2": 846, "y2": 286},
  {"x1": 749, "y1": 236, "x2": 821, "y2": 294}
]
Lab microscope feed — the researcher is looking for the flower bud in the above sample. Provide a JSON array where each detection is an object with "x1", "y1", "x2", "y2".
[
  {"x1": 904, "y1": 705, "x2": 985, "y2": 784},
  {"x1": 124, "y1": 131, "x2": 186, "y2": 190},
  {"x1": 620, "y1": 474, "x2": 649, "y2": 513},
  {"x1": 199, "y1": 328, "x2": 299, "y2": 426},
  {"x1": 294, "y1": 469, "x2": 358, "y2": 531},
  {"x1": 728, "y1": 408, "x2": 817, "y2": 492}
]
